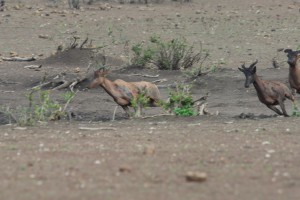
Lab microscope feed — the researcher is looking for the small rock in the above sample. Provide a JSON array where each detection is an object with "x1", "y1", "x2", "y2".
[
  {"x1": 195, "y1": 10, "x2": 201, "y2": 14},
  {"x1": 38, "y1": 34, "x2": 50, "y2": 39},
  {"x1": 13, "y1": 5, "x2": 20, "y2": 10},
  {"x1": 94, "y1": 160, "x2": 101, "y2": 165},
  {"x1": 119, "y1": 165, "x2": 132, "y2": 173},
  {"x1": 10, "y1": 51, "x2": 18, "y2": 57},
  {"x1": 265, "y1": 153, "x2": 271, "y2": 158},
  {"x1": 186, "y1": 171, "x2": 207, "y2": 182},
  {"x1": 30, "y1": 174, "x2": 36, "y2": 179},
  {"x1": 143, "y1": 144, "x2": 155, "y2": 155},
  {"x1": 262, "y1": 141, "x2": 270, "y2": 145},
  {"x1": 74, "y1": 67, "x2": 81, "y2": 73}
]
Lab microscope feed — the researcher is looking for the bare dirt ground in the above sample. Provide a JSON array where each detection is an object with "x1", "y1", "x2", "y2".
[{"x1": 1, "y1": 0, "x2": 300, "y2": 199}]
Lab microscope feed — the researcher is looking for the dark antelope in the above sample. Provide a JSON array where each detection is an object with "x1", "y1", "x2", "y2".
[
  {"x1": 89, "y1": 69, "x2": 160, "y2": 117},
  {"x1": 238, "y1": 60, "x2": 295, "y2": 117},
  {"x1": 284, "y1": 49, "x2": 300, "y2": 95}
]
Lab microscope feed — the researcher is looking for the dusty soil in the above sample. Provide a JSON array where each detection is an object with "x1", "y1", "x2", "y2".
[{"x1": 1, "y1": 0, "x2": 300, "y2": 199}]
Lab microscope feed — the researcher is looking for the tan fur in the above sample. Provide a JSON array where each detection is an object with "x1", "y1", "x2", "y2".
[
  {"x1": 89, "y1": 69, "x2": 161, "y2": 116},
  {"x1": 132, "y1": 81, "x2": 161, "y2": 106}
]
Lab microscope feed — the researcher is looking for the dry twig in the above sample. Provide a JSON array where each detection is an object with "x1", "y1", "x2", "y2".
[
  {"x1": 2, "y1": 56, "x2": 36, "y2": 62},
  {"x1": 129, "y1": 73, "x2": 159, "y2": 78}
]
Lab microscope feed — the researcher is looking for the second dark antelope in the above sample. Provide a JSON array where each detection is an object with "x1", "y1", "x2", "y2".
[
  {"x1": 239, "y1": 60, "x2": 295, "y2": 117},
  {"x1": 284, "y1": 49, "x2": 300, "y2": 95}
]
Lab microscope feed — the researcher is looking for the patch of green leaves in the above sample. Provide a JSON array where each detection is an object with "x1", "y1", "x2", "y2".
[
  {"x1": 131, "y1": 90, "x2": 150, "y2": 118},
  {"x1": 163, "y1": 84, "x2": 196, "y2": 116},
  {"x1": 131, "y1": 43, "x2": 155, "y2": 67},
  {"x1": 292, "y1": 103, "x2": 300, "y2": 117},
  {"x1": 130, "y1": 36, "x2": 204, "y2": 70},
  {"x1": 3, "y1": 88, "x2": 76, "y2": 126}
]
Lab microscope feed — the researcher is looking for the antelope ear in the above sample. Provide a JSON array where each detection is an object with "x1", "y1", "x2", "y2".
[
  {"x1": 238, "y1": 67, "x2": 244, "y2": 72},
  {"x1": 284, "y1": 49, "x2": 293, "y2": 54}
]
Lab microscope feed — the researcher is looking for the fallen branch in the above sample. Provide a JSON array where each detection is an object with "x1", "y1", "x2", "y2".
[
  {"x1": 192, "y1": 94, "x2": 210, "y2": 104},
  {"x1": 30, "y1": 81, "x2": 52, "y2": 90},
  {"x1": 157, "y1": 83, "x2": 177, "y2": 88},
  {"x1": 194, "y1": 102, "x2": 216, "y2": 116},
  {"x1": 141, "y1": 113, "x2": 174, "y2": 119},
  {"x1": 79, "y1": 127, "x2": 117, "y2": 131},
  {"x1": 129, "y1": 73, "x2": 159, "y2": 78},
  {"x1": 152, "y1": 78, "x2": 167, "y2": 83},
  {"x1": 0, "y1": 79, "x2": 19, "y2": 85},
  {"x1": 70, "y1": 36, "x2": 79, "y2": 49},
  {"x1": 52, "y1": 81, "x2": 71, "y2": 90},
  {"x1": 2, "y1": 56, "x2": 36, "y2": 62},
  {"x1": 69, "y1": 81, "x2": 78, "y2": 93},
  {"x1": 80, "y1": 37, "x2": 89, "y2": 49},
  {"x1": 0, "y1": 90, "x2": 15, "y2": 93},
  {"x1": 24, "y1": 64, "x2": 42, "y2": 70}
]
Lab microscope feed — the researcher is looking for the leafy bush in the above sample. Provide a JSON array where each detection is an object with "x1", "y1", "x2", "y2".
[
  {"x1": 131, "y1": 43, "x2": 155, "y2": 67},
  {"x1": 292, "y1": 103, "x2": 300, "y2": 117},
  {"x1": 131, "y1": 36, "x2": 204, "y2": 70},
  {"x1": 163, "y1": 84, "x2": 196, "y2": 116},
  {"x1": 3, "y1": 88, "x2": 76, "y2": 126},
  {"x1": 131, "y1": 90, "x2": 150, "y2": 117}
]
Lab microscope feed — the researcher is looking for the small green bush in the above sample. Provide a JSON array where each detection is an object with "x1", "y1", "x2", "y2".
[
  {"x1": 131, "y1": 90, "x2": 150, "y2": 117},
  {"x1": 174, "y1": 107, "x2": 195, "y2": 116},
  {"x1": 163, "y1": 84, "x2": 196, "y2": 116},
  {"x1": 131, "y1": 43, "x2": 155, "y2": 67},
  {"x1": 292, "y1": 103, "x2": 300, "y2": 117},
  {"x1": 131, "y1": 36, "x2": 204, "y2": 70},
  {"x1": 3, "y1": 88, "x2": 76, "y2": 126}
]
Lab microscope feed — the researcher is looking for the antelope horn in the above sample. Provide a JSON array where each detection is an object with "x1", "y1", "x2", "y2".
[
  {"x1": 249, "y1": 59, "x2": 258, "y2": 69},
  {"x1": 241, "y1": 63, "x2": 246, "y2": 69}
]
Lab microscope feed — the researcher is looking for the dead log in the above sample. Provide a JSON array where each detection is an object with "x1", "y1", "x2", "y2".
[
  {"x1": 129, "y1": 73, "x2": 159, "y2": 78},
  {"x1": 24, "y1": 65, "x2": 42, "y2": 70},
  {"x1": 32, "y1": 63, "x2": 92, "y2": 92},
  {"x1": 2, "y1": 56, "x2": 36, "y2": 62}
]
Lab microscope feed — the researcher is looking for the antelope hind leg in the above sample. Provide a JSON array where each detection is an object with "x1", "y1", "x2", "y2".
[
  {"x1": 278, "y1": 101, "x2": 289, "y2": 117},
  {"x1": 266, "y1": 105, "x2": 284, "y2": 116},
  {"x1": 122, "y1": 106, "x2": 131, "y2": 118}
]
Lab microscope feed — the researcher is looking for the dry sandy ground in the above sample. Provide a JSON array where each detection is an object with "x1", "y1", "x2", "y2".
[{"x1": 1, "y1": 0, "x2": 300, "y2": 199}]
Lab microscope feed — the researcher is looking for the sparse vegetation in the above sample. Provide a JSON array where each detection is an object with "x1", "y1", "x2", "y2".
[
  {"x1": 130, "y1": 36, "x2": 205, "y2": 70},
  {"x1": 2, "y1": 88, "x2": 76, "y2": 126},
  {"x1": 292, "y1": 103, "x2": 300, "y2": 117},
  {"x1": 68, "y1": 0, "x2": 80, "y2": 9},
  {"x1": 163, "y1": 84, "x2": 196, "y2": 116},
  {"x1": 131, "y1": 90, "x2": 151, "y2": 117}
]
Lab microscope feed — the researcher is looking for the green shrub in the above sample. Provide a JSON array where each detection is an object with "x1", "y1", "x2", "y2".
[
  {"x1": 292, "y1": 103, "x2": 300, "y2": 117},
  {"x1": 131, "y1": 90, "x2": 150, "y2": 117},
  {"x1": 3, "y1": 88, "x2": 76, "y2": 126},
  {"x1": 163, "y1": 84, "x2": 196, "y2": 116},
  {"x1": 131, "y1": 43, "x2": 155, "y2": 67},
  {"x1": 131, "y1": 36, "x2": 204, "y2": 70}
]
